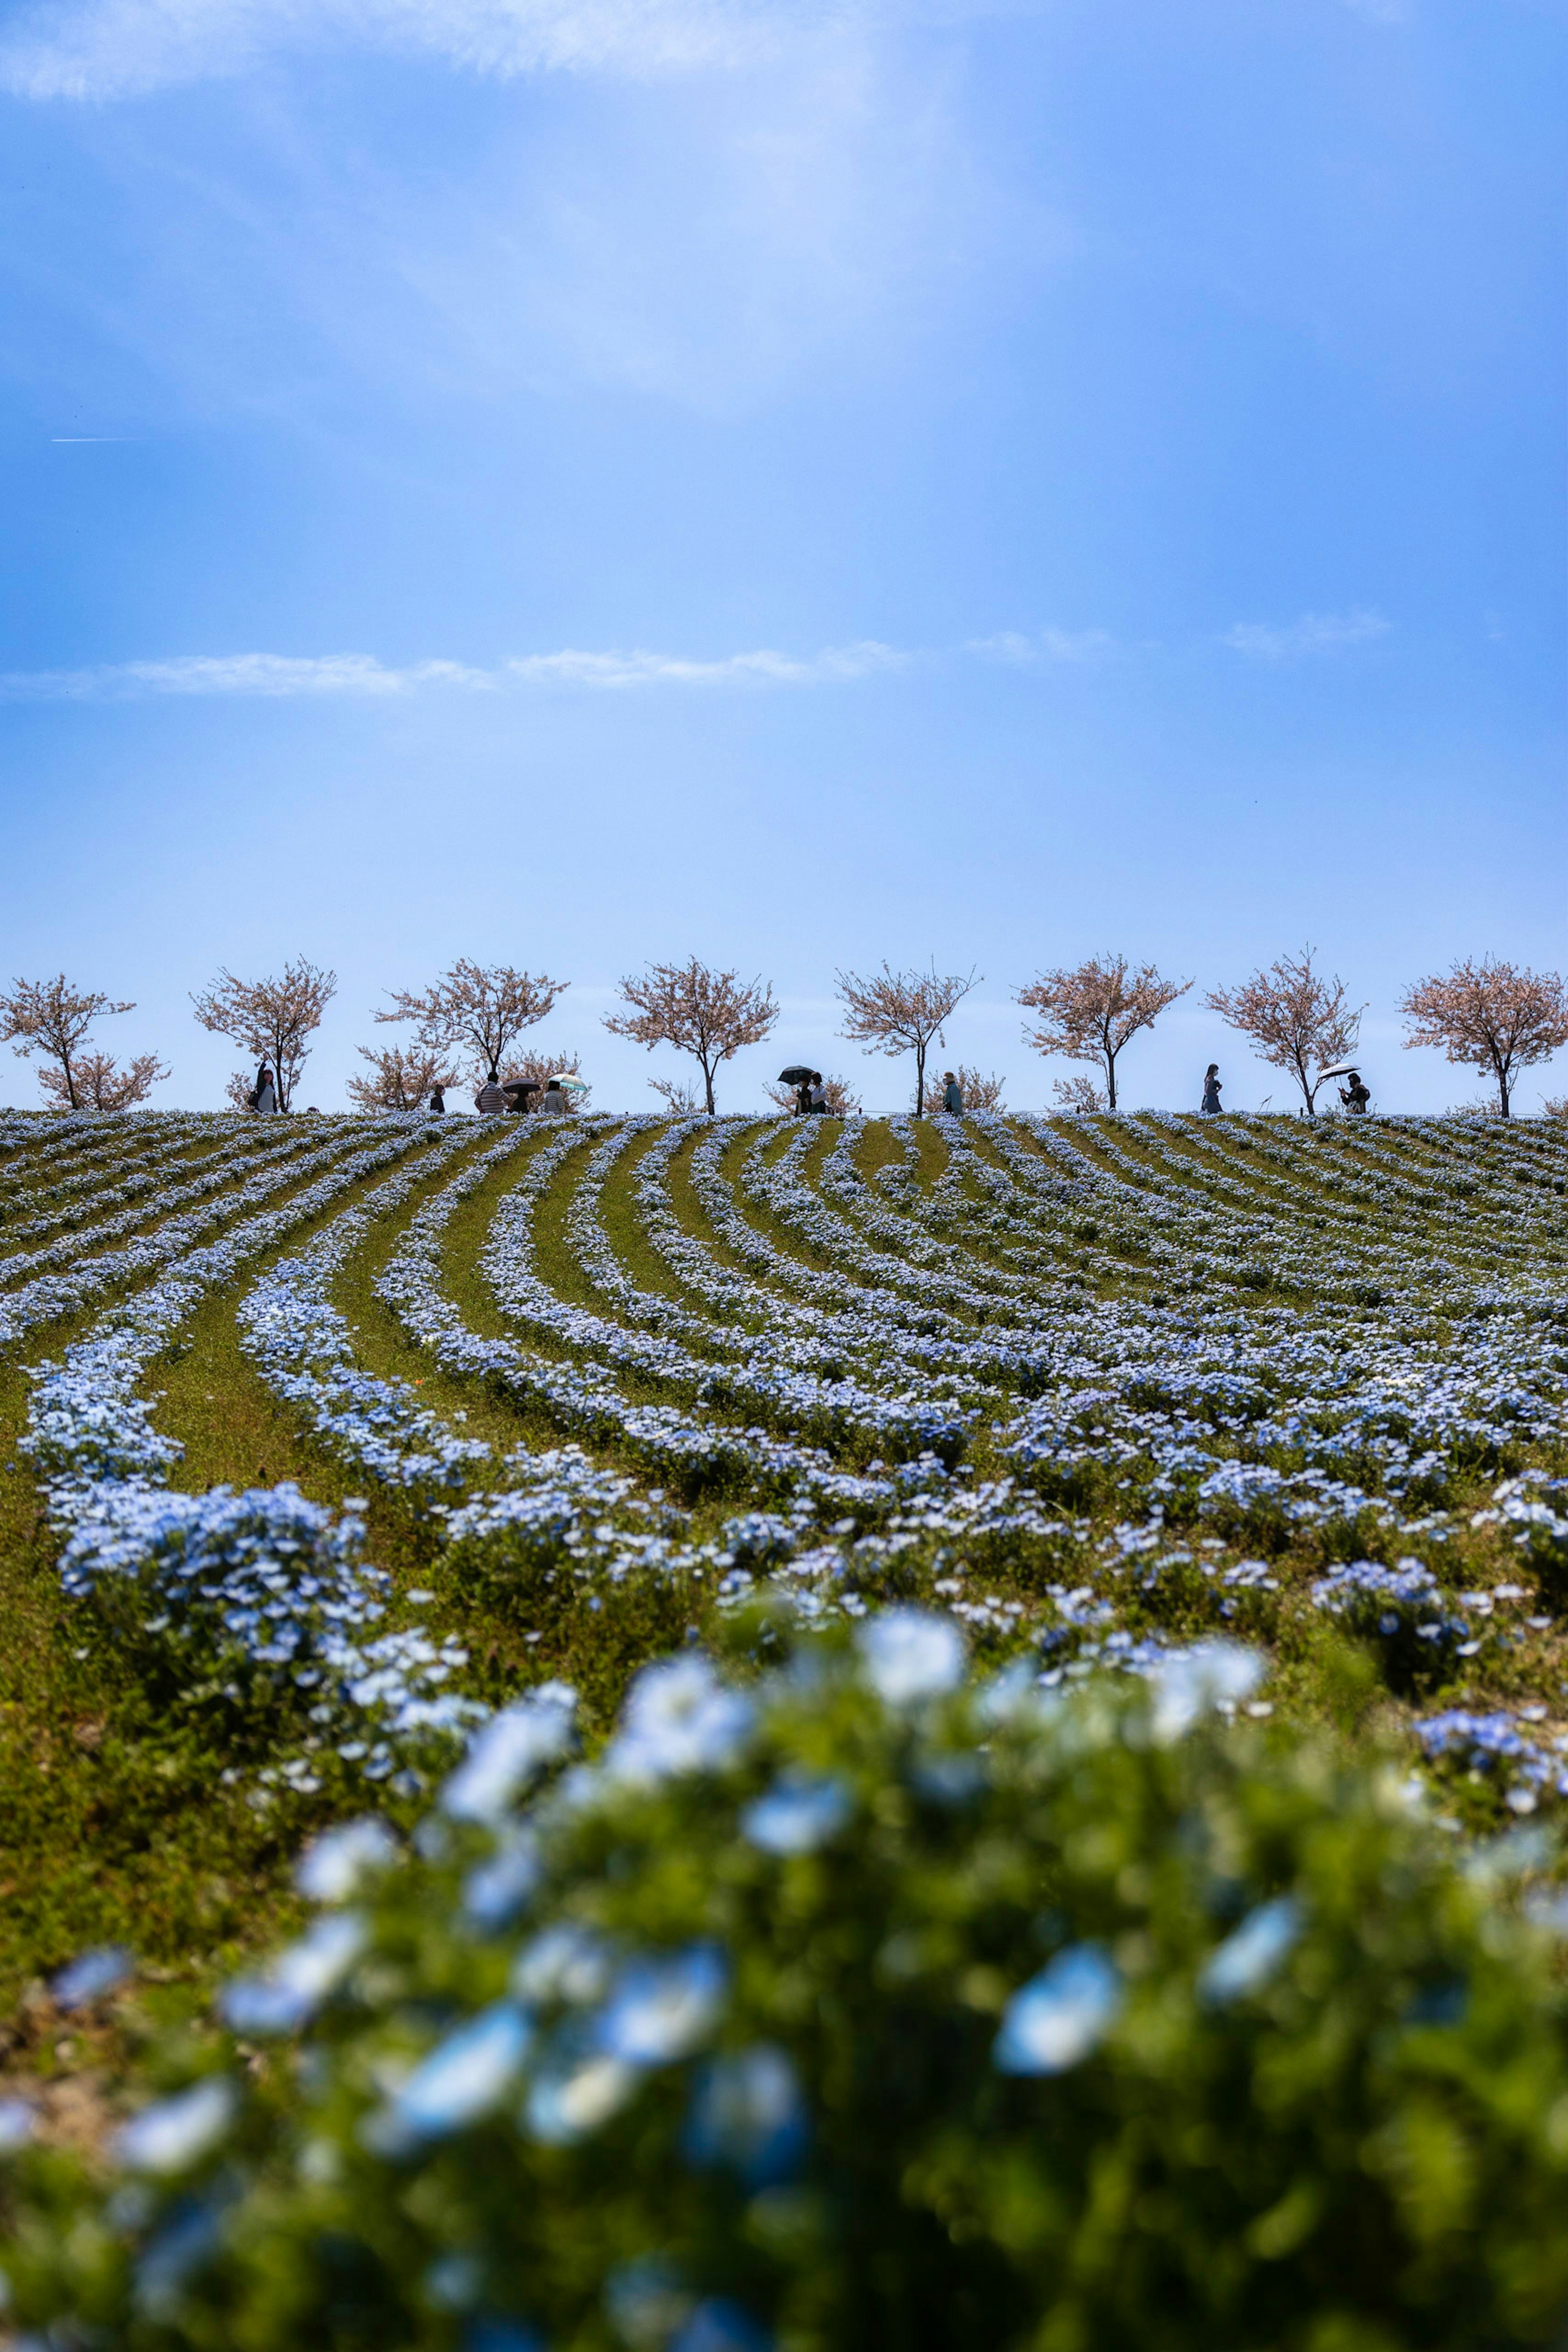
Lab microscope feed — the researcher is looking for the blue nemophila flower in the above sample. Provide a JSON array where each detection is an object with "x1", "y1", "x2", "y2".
[
  {"x1": 684, "y1": 2045, "x2": 808, "y2": 2187},
  {"x1": 0, "y1": 2096, "x2": 36, "y2": 2153},
  {"x1": 1198, "y1": 1897, "x2": 1303, "y2": 2004},
  {"x1": 389, "y1": 2004, "x2": 532, "y2": 2141},
  {"x1": 423, "y1": 2253, "x2": 483, "y2": 2311},
  {"x1": 596, "y1": 1945, "x2": 728, "y2": 2065},
  {"x1": 462, "y1": 2319, "x2": 546, "y2": 2352},
  {"x1": 742, "y1": 1774, "x2": 851, "y2": 1855},
  {"x1": 856, "y1": 1607, "x2": 965, "y2": 1705},
  {"x1": 134, "y1": 2198, "x2": 220, "y2": 2321},
  {"x1": 511, "y1": 1923, "x2": 614, "y2": 2006},
  {"x1": 222, "y1": 1913, "x2": 367, "y2": 2036},
  {"x1": 605, "y1": 2256, "x2": 694, "y2": 2347},
  {"x1": 1148, "y1": 1641, "x2": 1264, "y2": 1742},
  {"x1": 994, "y1": 1946, "x2": 1123, "y2": 2076},
  {"x1": 441, "y1": 1685, "x2": 577, "y2": 1823},
  {"x1": 606, "y1": 1656, "x2": 755, "y2": 1785},
  {"x1": 295, "y1": 1817, "x2": 396, "y2": 1904},
  {"x1": 463, "y1": 1830, "x2": 542, "y2": 1931},
  {"x1": 670, "y1": 2296, "x2": 775, "y2": 2352},
  {"x1": 523, "y1": 2038, "x2": 640, "y2": 2145},
  {"x1": 51, "y1": 1944, "x2": 131, "y2": 2009},
  {"x1": 116, "y1": 2079, "x2": 236, "y2": 2176}
]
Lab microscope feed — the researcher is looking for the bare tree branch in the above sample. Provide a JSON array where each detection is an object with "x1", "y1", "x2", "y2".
[
  {"x1": 1205, "y1": 946, "x2": 1361, "y2": 1116},
  {"x1": 376, "y1": 959, "x2": 566, "y2": 1081},
  {"x1": 1016, "y1": 955, "x2": 1189, "y2": 1111},
  {"x1": 191, "y1": 958, "x2": 336, "y2": 1113},
  {"x1": 1051, "y1": 1071, "x2": 1109, "y2": 1115},
  {"x1": 1401, "y1": 957, "x2": 1568, "y2": 1119},
  {"x1": 0, "y1": 974, "x2": 137, "y2": 1110},
  {"x1": 604, "y1": 959, "x2": 777, "y2": 1115},
  {"x1": 835, "y1": 963, "x2": 979, "y2": 1117}
]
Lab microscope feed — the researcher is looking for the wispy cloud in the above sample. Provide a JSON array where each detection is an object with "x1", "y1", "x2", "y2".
[
  {"x1": 0, "y1": 0, "x2": 1012, "y2": 102},
  {"x1": 0, "y1": 0, "x2": 780, "y2": 101},
  {"x1": 0, "y1": 641, "x2": 907, "y2": 701},
  {"x1": 1221, "y1": 609, "x2": 1391, "y2": 663},
  {"x1": 967, "y1": 626, "x2": 1116, "y2": 665}
]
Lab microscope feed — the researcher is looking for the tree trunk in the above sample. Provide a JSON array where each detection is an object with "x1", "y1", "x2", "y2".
[
  {"x1": 1499, "y1": 1074, "x2": 1512, "y2": 1117},
  {"x1": 914, "y1": 1041, "x2": 926, "y2": 1118},
  {"x1": 1106, "y1": 1052, "x2": 1118, "y2": 1112},
  {"x1": 702, "y1": 1057, "x2": 716, "y2": 1115},
  {"x1": 60, "y1": 1048, "x2": 78, "y2": 1111}
]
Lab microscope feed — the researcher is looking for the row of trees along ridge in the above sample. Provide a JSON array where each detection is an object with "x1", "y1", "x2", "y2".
[{"x1": 2, "y1": 948, "x2": 1566, "y2": 1118}]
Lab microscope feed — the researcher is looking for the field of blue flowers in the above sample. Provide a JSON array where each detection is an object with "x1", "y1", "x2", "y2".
[{"x1": 3, "y1": 1104, "x2": 1568, "y2": 2348}]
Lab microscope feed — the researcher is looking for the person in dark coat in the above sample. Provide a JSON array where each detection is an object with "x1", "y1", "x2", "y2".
[
  {"x1": 1201, "y1": 1064, "x2": 1222, "y2": 1115},
  {"x1": 808, "y1": 1072, "x2": 828, "y2": 1115},
  {"x1": 942, "y1": 1070, "x2": 964, "y2": 1115},
  {"x1": 1339, "y1": 1070, "x2": 1370, "y2": 1115},
  {"x1": 429, "y1": 1086, "x2": 446, "y2": 1115}
]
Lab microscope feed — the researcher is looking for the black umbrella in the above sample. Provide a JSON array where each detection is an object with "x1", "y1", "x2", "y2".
[{"x1": 778, "y1": 1065, "x2": 814, "y2": 1085}]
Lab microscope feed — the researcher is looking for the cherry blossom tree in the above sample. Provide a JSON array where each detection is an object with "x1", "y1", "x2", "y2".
[
  {"x1": 605, "y1": 959, "x2": 777, "y2": 1115},
  {"x1": 0, "y1": 974, "x2": 151, "y2": 1110},
  {"x1": 836, "y1": 963, "x2": 978, "y2": 1117},
  {"x1": 1205, "y1": 946, "x2": 1362, "y2": 1116},
  {"x1": 1017, "y1": 955, "x2": 1189, "y2": 1112},
  {"x1": 346, "y1": 1044, "x2": 457, "y2": 1111},
  {"x1": 922, "y1": 1065, "x2": 1006, "y2": 1114},
  {"x1": 36, "y1": 1047, "x2": 167, "y2": 1111},
  {"x1": 377, "y1": 960, "x2": 567, "y2": 1083},
  {"x1": 192, "y1": 957, "x2": 336, "y2": 1113},
  {"x1": 1401, "y1": 957, "x2": 1568, "y2": 1119}
]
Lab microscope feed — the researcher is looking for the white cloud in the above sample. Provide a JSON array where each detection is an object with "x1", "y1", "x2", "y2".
[
  {"x1": 0, "y1": 641, "x2": 906, "y2": 700},
  {"x1": 1221, "y1": 609, "x2": 1391, "y2": 662},
  {"x1": 967, "y1": 626, "x2": 1116, "y2": 665}
]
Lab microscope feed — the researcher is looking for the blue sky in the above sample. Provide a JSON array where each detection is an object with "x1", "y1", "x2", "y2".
[{"x1": 0, "y1": 0, "x2": 1562, "y2": 1114}]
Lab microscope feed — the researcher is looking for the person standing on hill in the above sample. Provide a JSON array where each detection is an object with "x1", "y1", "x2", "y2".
[
  {"x1": 808, "y1": 1072, "x2": 828, "y2": 1115},
  {"x1": 942, "y1": 1070, "x2": 964, "y2": 1115},
  {"x1": 429, "y1": 1086, "x2": 445, "y2": 1115},
  {"x1": 254, "y1": 1062, "x2": 277, "y2": 1114},
  {"x1": 476, "y1": 1066, "x2": 506, "y2": 1115},
  {"x1": 1201, "y1": 1064, "x2": 1223, "y2": 1115},
  {"x1": 540, "y1": 1079, "x2": 568, "y2": 1116}
]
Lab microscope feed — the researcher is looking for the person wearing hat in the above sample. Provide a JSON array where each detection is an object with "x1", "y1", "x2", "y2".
[{"x1": 942, "y1": 1070, "x2": 964, "y2": 1115}]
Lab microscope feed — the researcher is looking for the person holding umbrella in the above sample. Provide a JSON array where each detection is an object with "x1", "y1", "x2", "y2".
[{"x1": 778, "y1": 1063, "x2": 814, "y2": 1115}]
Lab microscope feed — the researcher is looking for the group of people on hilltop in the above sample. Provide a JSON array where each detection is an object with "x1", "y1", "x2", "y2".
[
  {"x1": 470, "y1": 1068, "x2": 570, "y2": 1117},
  {"x1": 242, "y1": 1050, "x2": 1372, "y2": 1123},
  {"x1": 1201, "y1": 1064, "x2": 1370, "y2": 1115},
  {"x1": 787, "y1": 1070, "x2": 966, "y2": 1114}
]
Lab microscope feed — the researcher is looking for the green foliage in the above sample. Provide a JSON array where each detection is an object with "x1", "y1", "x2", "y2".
[{"x1": 5, "y1": 1618, "x2": 1568, "y2": 2352}]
